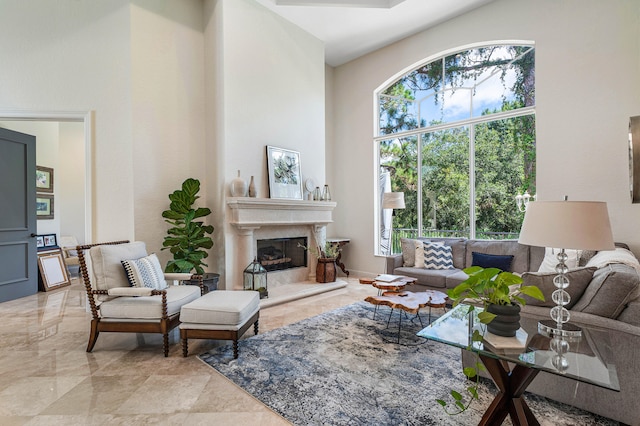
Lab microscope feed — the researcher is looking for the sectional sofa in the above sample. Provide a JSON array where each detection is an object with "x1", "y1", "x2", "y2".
[{"x1": 385, "y1": 237, "x2": 640, "y2": 425}]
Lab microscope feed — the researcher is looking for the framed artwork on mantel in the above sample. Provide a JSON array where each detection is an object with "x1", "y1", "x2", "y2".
[{"x1": 266, "y1": 146, "x2": 303, "y2": 200}]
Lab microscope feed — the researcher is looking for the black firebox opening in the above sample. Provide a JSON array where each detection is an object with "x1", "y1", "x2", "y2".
[{"x1": 257, "y1": 237, "x2": 308, "y2": 272}]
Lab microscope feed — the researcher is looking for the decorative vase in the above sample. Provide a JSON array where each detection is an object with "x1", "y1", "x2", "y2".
[
  {"x1": 313, "y1": 187, "x2": 321, "y2": 201},
  {"x1": 321, "y1": 184, "x2": 331, "y2": 201},
  {"x1": 248, "y1": 176, "x2": 257, "y2": 197},
  {"x1": 486, "y1": 303, "x2": 521, "y2": 337},
  {"x1": 316, "y1": 258, "x2": 337, "y2": 283},
  {"x1": 230, "y1": 170, "x2": 247, "y2": 197}
]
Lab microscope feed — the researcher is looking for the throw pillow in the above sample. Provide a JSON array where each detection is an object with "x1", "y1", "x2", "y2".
[
  {"x1": 423, "y1": 242, "x2": 454, "y2": 270},
  {"x1": 537, "y1": 247, "x2": 580, "y2": 273},
  {"x1": 121, "y1": 253, "x2": 167, "y2": 290},
  {"x1": 571, "y1": 264, "x2": 640, "y2": 319},
  {"x1": 471, "y1": 252, "x2": 514, "y2": 272},
  {"x1": 520, "y1": 267, "x2": 596, "y2": 308},
  {"x1": 401, "y1": 238, "x2": 429, "y2": 267}
]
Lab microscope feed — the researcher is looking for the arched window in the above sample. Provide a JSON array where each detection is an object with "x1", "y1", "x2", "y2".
[{"x1": 376, "y1": 43, "x2": 536, "y2": 255}]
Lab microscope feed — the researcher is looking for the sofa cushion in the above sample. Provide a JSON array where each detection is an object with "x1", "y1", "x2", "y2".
[
  {"x1": 537, "y1": 248, "x2": 580, "y2": 273},
  {"x1": 445, "y1": 270, "x2": 469, "y2": 289},
  {"x1": 122, "y1": 253, "x2": 167, "y2": 290},
  {"x1": 471, "y1": 252, "x2": 514, "y2": 272},
  {"x1": 571, "y1": 264, "x2": 640, "y2": 319},
  {"x1": 393, "y1": 267, "x2": 457, "y2": 288},
  {"x1": 423, "y1": 242, "x2": 454, "y2": 270},
  {"x1": 90, "y1": 242, "x2": 148, "y2": 291},
  {"x1": 521, "y1": 267, "x2": 596, "y2": 308},
  {"x1": 98, "y1": 285, "x2": 201, "y2": 319},
  {"x1": 465, "y1": 240, "x2": 529, "y2": 273},
  {"x1": 617, "y1": 301, "x2": 640, "y2": 327}
]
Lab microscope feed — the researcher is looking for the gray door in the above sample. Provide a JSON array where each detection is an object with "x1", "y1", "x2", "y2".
[{"x1": 0, "y1": 127, "x2": 37, "y2": 302}]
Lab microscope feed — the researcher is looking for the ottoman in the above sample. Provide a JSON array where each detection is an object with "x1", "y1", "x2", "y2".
[{"x1": 179, "y1": 290, "x2": 260, "y2": 358}]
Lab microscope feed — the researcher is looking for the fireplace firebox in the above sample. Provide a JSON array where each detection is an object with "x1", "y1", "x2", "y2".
[{"x1": 257, "y1": 237, "x2": 308, "y2": 272}]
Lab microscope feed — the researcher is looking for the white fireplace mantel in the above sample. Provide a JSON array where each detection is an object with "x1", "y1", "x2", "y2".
[
  {"x1": 227, "y1": 197, "x2": 336, "y2": 228},
  {"x1": 226, "y1": 198, "x2": 337, "y2": 290}
]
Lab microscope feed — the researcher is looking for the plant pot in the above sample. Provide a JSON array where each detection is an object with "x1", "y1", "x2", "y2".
[
  {"x1": 183, "y1": 272, "x2": 219, "y2": 293},
  {"x1": 486, "y1": 303, "x2": 521, "y2": 337},
  {"x1": 316, "y1": 258, "x2": 337, "y2": 283}
]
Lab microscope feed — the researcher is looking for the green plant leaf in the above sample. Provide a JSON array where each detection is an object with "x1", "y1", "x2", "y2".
[
  {"x1": 436, "y1": 399, "x2": 447, "y2": 407},
  {"x1": 463, "y1": 367, "x2": 476, "y2": 378},
  {"x1": 478, "y1": 311, "x2": 496, "y2": 324},
  {"x1": 519, "y1": 285, "x2": 545, "y2": 301},
  {"x1": 455, "y1": 401, "x2": 465, "y2": 411},
  {"x1": 467, "y1": 386, "x2": 479, "y2": 399},
  {"x1": 451, "y1": 390, "x2": 462, "y2": 401}
]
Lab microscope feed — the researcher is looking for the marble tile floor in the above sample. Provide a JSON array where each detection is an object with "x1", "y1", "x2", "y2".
[{"x1": 0, "y1": 277, "x2": 374, "y2": 425}]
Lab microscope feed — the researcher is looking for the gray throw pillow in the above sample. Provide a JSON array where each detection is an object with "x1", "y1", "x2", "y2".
[
  {"x1": 572, "y1": 264, "x2": 640, "y2": 319},
  {"x1": 400, "y1": 237, "x2": 429, "y2": 267},
  {"x1": 521, "y1": 267, "x2": 596, "y2": 308}
]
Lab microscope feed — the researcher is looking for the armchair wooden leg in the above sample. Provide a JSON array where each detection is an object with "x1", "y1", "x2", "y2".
[
  {"x1": 182, "y1": 338, "x2": 188, "y2": 357},
  {"x1": 254, "y1": 319, "x2": 259, "y2": 335},
  {"x1": 163, "y1": 333, "x2": 169, "y2": 357},
  {"x1": 233, "y1": 339, "x2": 239, "y2": 359},
  {"x1": 87, "y1": 319, "x2": 100, "y2": 352}
]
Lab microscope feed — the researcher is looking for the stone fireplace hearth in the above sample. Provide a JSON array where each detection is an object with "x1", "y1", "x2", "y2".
[{"x1": 227, "y1": 198, "x2": 337, "y2": 292}]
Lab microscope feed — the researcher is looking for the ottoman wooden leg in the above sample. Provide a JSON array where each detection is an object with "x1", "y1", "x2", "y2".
[
  {"x1": 254, "y1": 318, "x2": 259, "y2": 335},
  {"x1": 181, "y1": 329, "x2": 189, "y2": 357}
]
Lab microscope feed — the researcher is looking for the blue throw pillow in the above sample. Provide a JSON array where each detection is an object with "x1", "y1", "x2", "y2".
[{"x1": 471, "y1": 252, "x2": 514, "y2": 272}]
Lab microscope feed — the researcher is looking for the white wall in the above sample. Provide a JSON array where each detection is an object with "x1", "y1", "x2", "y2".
[
  {"x1": 330, "y1": 0, "x2": 640, "y2": 276},
  {"x1": 0, "y1": 0, "x2": 135, "y2": 242},
  {"x1": 204, "y1": 0, "x2": 326, "y2": 289},
  {"x1": 130, "y1": 0, "x2": 206, "y2": 265}
]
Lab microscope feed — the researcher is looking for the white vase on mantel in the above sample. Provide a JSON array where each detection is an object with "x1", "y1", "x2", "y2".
[{"x1": 230, "y1": 170, "x2": 247, "y2": 197}]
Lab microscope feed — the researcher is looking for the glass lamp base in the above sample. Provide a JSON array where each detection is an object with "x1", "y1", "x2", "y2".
[{"x1": 538, "y1": 319, "x2": 582, "y2": 339}]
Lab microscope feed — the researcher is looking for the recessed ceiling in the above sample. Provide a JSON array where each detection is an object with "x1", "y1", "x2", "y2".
[{"x1": 255, "y1": 0, "x2": 496, "y2": 66}]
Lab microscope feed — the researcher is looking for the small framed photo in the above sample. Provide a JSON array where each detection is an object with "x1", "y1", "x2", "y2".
[
  {"x1": 42, "y1": 234, "x2": 58, "y2": 248},
  {"x1": 266, "y1": 146, "x2": 303, "y2": 200},
  {"x1": 37, "y1": 249, "x2": 71, "y2": 291},
  {"x1": 36, "y1": 235, "x2": 45, "y2": 248},
  {"x1": 36, "y1": 194, "x2": 54, "y2": 220},
  {"x1": 36, "y1": 166, "x2": 54, "y2": 193}
]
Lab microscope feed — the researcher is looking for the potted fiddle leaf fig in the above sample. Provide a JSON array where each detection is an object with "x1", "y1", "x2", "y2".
[
  {"x1": 162, "y1": 178, "x2": 214, "y2": 276},
  {"x1": 437, "y1": 266, "x2": 544, "y2": 415}
]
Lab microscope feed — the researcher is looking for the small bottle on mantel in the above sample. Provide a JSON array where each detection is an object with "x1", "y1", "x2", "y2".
[
  {"x1": 321, "y1": 184, "x2": 331, "y2": 201},
  {"x1": 313, "y1": 187, "x2": 321, "y2": 201},
  {"x1": 248, "y1": 176, "x2": 257, "y2": 197}
]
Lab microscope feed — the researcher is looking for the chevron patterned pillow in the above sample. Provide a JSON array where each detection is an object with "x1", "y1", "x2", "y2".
[{"x1": 423, "y1": 242, "x2": 454, "y2": 270}]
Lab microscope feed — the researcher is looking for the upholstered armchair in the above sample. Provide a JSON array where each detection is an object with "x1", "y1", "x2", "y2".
[{"x1": 77, "y1": 240, "x2": 204, "y2": 357}]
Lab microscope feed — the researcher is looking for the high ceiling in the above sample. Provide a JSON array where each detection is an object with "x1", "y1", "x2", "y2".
[{"x1": 254, "y1": 0, "x2": 496, "y2": 66}]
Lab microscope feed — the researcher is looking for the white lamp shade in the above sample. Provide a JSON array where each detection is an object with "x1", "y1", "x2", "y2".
[
  {"x1": 518, "y1": 201, "x2": 615, "y2": 251},
  {"x1": 382, "y1": 192, "x2": 405, "y2": 209}
]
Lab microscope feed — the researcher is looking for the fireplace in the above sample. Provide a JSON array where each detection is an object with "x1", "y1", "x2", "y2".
[{"x1": 257, "y1": 237, "x2": 308, "y2": 272}]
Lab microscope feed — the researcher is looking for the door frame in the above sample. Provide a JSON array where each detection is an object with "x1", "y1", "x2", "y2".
[{"x1": 0, "y1": 110, "x2": 93, "y2": 244}]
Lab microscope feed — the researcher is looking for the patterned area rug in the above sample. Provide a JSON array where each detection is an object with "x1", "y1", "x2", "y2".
[{"x1": 199, "y1": 302, "x2": 617, "y2": 426}]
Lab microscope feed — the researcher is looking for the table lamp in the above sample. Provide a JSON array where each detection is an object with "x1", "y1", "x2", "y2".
[{"x1": 518, "y1": 200, "x2": 614, "y2": 337}]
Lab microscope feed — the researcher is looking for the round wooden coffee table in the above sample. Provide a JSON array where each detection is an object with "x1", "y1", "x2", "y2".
[
  {"x1": 364, "y1": 290, "x2": 449, "y2": 343},
  {"x1": 371, "y1": 276, "x2": 417, "y2": 295}
]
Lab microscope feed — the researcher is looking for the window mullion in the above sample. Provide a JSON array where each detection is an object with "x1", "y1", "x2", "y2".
[{"x1": 469, "y1": 125, "x2": 476, "y2": 240}]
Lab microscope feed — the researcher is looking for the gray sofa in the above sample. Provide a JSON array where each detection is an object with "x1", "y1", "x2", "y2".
[{"x1": 386, "y1": 237, "x2": 640, "y2": 425}]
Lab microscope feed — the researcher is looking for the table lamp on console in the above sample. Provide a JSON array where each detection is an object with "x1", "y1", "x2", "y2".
[{"x1": 518, "y1": 198, "x2": 614, "y2": 338}]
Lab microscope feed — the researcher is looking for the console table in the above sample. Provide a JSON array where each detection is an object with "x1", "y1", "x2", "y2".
[{"x1": 417, "y1": 304, "x2": 620, "y2": 426}]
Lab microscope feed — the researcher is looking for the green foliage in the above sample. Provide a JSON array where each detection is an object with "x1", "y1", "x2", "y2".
[
  {"x1": 379, "y1": 46, "x2": 536, "y2": 241},
  {"x1": 161, "y1": 178, "x2": 214, "y2": 274},
  {"x1": 448, "y1": 266, "x2": 544, "y2": 307},
  {"x1": 298, "y1": 241, "x2": 341, "y2": 259}
]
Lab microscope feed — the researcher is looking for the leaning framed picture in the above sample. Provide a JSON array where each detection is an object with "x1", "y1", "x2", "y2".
[
  {"x1": 266, "y1": 146, "x2": 303, "y2": 200},
  {"x1": 36, "y1": 194, "x2": 54, "y2": 220},
  {"x1": 37, "y1": 249, "x2": 71, "y2": 291},
  {"x1": 36, "y1": 165, "x2": 54, "y2": 193}
]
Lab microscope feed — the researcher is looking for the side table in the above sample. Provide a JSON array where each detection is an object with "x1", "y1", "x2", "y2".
[{"x1": 327, "y1": 237, "x2": 350, "y2": 276}]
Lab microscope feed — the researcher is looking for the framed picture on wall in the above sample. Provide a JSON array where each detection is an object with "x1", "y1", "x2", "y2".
[
  {"x1": 36, "y1": 165, "x2": 54, "y2": 193},
  {"x1": 266, "y1": 146, "x2": 303, "y2": 200},
  {"x1": 36, "y1": 194, "x2": 54, "y2": 220}
]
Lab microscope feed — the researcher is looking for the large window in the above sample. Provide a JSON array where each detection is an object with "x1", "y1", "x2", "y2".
[{"x1": 377, "y1": 44, "x2": 536, "y2": 255}]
